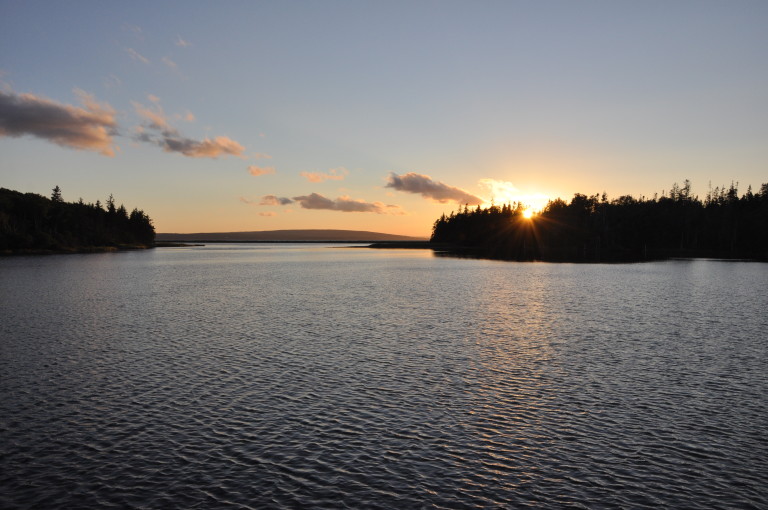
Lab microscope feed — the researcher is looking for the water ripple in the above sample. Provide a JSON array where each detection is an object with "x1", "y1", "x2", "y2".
[{"x1": 1, "y1": 248, "x2": 767, "y2": 508}]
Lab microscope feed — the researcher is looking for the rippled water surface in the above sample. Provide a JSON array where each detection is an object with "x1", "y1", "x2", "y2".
[{"x1": 2, "y1": 244, "x2": 767, "y2": 509}]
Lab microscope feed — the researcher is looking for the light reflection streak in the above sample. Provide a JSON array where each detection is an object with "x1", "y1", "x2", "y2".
[{"x1": 454, "y1": 266, "x2": 562, "y2": 485}]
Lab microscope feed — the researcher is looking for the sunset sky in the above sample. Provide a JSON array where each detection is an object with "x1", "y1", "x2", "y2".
[{"x1": 1, "y1": 1, "x2": 766, "y2": 237}]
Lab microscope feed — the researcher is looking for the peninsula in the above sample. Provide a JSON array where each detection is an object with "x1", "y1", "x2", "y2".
[{"x1": 430, "y1": 181, "x2": 768, "y2": 262}]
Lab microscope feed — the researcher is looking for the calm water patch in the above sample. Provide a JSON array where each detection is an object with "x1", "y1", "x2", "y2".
[{"x1": 1, "y1": 244, "x2": 766, "y2": 508}]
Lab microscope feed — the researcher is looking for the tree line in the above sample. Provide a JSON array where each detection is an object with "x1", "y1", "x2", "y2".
[
  {"x1": 0, "y1": 186, "x2": 155, "y2": 253},
  {"x1": 431, "y1": 180, "x2": 768, "y2": 262}
]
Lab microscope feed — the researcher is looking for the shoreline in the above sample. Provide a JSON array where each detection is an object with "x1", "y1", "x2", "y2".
[
  {"x1": 0, "y1": 244, "x2": 154, "y2": 256},
  {"x1": 3, "y1": 240, "x2": 764, "y2": 263},
  {"x1": 155, "y1": 239, "x2": 425, "y2": 244},
  {"x1": 366, "y1": 241, "x2": 767, "y2": 263}
]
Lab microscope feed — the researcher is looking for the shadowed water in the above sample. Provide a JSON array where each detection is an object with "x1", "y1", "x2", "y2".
[{"x1": 1, "y1": 244, "x2": 766, "y2": 508}]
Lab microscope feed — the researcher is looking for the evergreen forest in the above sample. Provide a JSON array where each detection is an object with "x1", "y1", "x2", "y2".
[
  {"x1": 0, "y1": 186, "x2": 155, "y2": 253},
  {"x1": 431, "y1": 181, "x2": 768, "y2": 262}
]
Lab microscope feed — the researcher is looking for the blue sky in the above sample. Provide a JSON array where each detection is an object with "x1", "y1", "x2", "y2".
[{"x1": 1, "y1": 1, "x2": 766, "y2": 236}]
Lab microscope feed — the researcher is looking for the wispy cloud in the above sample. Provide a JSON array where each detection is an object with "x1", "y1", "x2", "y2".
[
  {"x1": 292, "y1": 192, "x2": 404, "y2": 214},
  {"x1": 103, "y1": 74, "x2": 121, "y2": 89},
  {"x1": 175, "y1": 36, "x2": 191, "y2": 48},
  {"x1": 259, "y1": 211, "x2": 277, "y2": 217},
  {"x1": 0, "y1": 88, "x2": 117, "y2": 156},
  {"x1": 252, "y1": 152, "x2": 272, "y2": 159},
  {"x1": 123, "y1": 24, "x2": 144, "y2": 41},
  {"x1": 161, "y1": 56, "x2": 178, "y2": 71},
  {"x1": 126, "y1": 48, "x2": 149, "y2": 64},
  {"x1": 260, "y1": 195, "x2": 293, "y2": 206},
  {"x1": 300, "y1": 167, "x2": 348, "y2": 183},
  {"x1": 385, "y1": 172, "x2": 483, "y2": 205},
  {"x1": 132, "y1": 98, "x2": 170, "y2": 130},
  {"x1": 248, "y1": 165, "x2": 275, "y2": 176},
  {"x1": 132, "y1": 96, "x2": 245, "y2": 159}
]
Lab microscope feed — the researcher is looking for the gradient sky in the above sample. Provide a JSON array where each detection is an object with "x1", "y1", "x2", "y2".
[{"x1": 1, "y1": 1, "x2": 766, "y2": 237}]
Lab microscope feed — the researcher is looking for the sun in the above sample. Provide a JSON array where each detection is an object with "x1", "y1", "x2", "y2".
[
  {"x1": 522, "y1": 208, "x2": 534, "y2": 219},
  {"x1": 479, "y1": 179, "x2": 551, "y2": 214}
]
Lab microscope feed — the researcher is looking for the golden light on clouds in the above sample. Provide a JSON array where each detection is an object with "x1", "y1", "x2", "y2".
[
  {"x1": 300, "y1": 167, "x2": 349, "y2": 183},
  {"x1": 248, "y1": 165, "x2": 276, "y2": 176}
]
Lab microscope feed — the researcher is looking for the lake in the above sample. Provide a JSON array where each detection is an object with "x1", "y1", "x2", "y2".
[{"x1": 1, "y1": 244, "x2": 766, "y2": 509}]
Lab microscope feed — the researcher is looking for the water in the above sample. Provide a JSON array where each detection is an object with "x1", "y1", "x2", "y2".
[{"x1": 1, "y1": 244, "x2": 766, "y2": 509}]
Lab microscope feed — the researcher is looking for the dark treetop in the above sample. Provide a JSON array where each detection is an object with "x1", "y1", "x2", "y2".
[
  {"x1": 0, "y1": 186, "x2": 155, "y2": 253},
  {"x1": 431, "y1": 180, "x2": 768, "y2": 262}
]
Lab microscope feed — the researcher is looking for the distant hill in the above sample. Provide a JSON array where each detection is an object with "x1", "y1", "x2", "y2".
[{"x1": 156, "y1": 229, "x2": 427, "y2": 242}]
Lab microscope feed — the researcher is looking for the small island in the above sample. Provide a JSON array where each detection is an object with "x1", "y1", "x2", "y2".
[
  {"x1": 429, "y1": 181, "x2": 768, "y2": 262},
  {"x1": 0, "y1": 186, "x2": 155, "y2": 254}
]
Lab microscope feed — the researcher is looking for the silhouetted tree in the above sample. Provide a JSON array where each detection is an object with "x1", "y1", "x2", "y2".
[
  {"x1": 0, "y1": 187, "x2": 155, "y2": 252},
  {"x1": 430, "y1": 180, "x2": 768, "y2": 262}
]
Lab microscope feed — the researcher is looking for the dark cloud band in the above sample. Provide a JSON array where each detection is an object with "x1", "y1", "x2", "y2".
[
  {"x1": 385, "y1": 172, "x2": 483, "y2": 205},
  {"x1": 0, "y1": 89, "x2": 117, "y2": 156},
  {"x1": 289, "y1": 193, "x2": 403, "y2": 214}
]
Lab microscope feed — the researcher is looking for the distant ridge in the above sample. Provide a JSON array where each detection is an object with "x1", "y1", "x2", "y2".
[{"x1": 156, "y1": 229, "x2": 427, "y2": 242}]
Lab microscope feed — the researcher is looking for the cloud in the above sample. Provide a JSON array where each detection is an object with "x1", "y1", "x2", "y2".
[
  {"x1": 126, "y1": 48, "x2": 149, "y2": 64},
  {"x1": 0, "y1": 88, "x2": 117, "y2": 156},
  {"x1": 248, "y1": 165, "x2": 275, "y2": 176},
  {"x1": 160, "y1": 134, "x2": 244, "y2": 158},
  {"x1": 132, "y1": 99, "x2": 170, "y2": 130},
  {"x1": 293, "y1": 192, "x2": 335, "y2": 209},
  {"x1": 479, "y1": 178, "x2": 550, "y2": 210},
  {"x1": 123, "y1": 24, "x2": 143, "y2": 40},
  {"x1": 385, "y1": 172, "x2": 483, "y2": 205},
  {"x1": 478, "y1": 179, "x2": 518, "y2": 202},
  {"x1": 0, "y1": 87, "x2": 245, "y2": 161},
  {"x1": 291, "y1": 192, "x2": 404, "y2": 214},
  {"x1": 161, "y1": 56, "x2": 178, "y2": 71},
  {"x1": 260, "y1": 195, "x2": 293, "y2": 206},
  {"x1": 132, "y1": 96, "x2": 245, "y2": 159},
  {"x1": 252, "y1": 152, "x2": 272, "y2": 159},
  {"x1": 175, "y1": 36, "x2": 191, "y2": 47},
  {"x1": 300, "y1": 167, "x2": 349, "y2": 183},
  {"x1": 103, "y1": 74, "x2": 121, "y2": 89},
  {"x1": 259, "y1": 212, "x2": 277, "y2": 217},
  {"x1": 171, "y1": 111, "x2": 195, "y2": 123}
]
